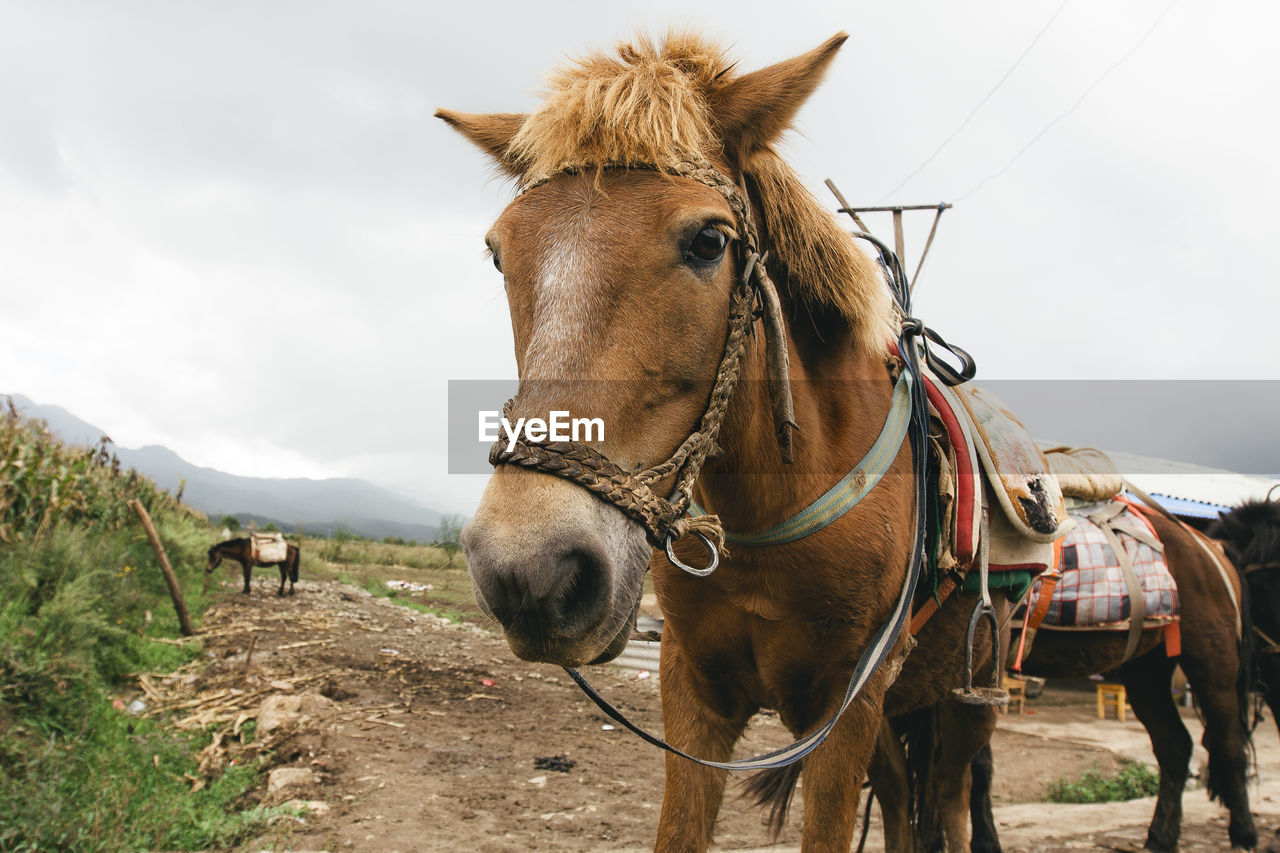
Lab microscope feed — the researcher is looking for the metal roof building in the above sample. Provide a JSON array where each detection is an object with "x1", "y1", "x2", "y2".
[{"x1": 1105, "y1": 450, "x2": 1279, "y2": 521}]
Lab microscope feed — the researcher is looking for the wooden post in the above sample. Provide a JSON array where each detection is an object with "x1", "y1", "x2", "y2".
[
  {"x1": 128, "y1": 499, "x2": 194, "y2": 636},
  {"x1": 892, "y1": 208, "x2": 906, "y2": 280}
]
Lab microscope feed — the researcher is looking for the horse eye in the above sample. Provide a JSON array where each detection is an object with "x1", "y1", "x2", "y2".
[
  {"x1": 492, "y1": 254, "x2": 503, "y2": 273},
  {"x1": 686, "y1": 227, "x2": 727, "y2": 264}
]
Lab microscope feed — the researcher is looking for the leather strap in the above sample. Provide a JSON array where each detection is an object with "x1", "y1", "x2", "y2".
[
  {"x1": 1124, "y1": 481, "x2": 1241, "y2": 639},
  {"x1": 690, "y1": 371, "x2": 913, "y2": 546},
  {"x1": 1091, "y1": 509, "x2": 1147, "y2": 662}
]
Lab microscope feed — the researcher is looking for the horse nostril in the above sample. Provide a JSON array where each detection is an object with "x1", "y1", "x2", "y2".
[
  {"x1": 465, "y1": 521, "x2": 617, "y2": 650},
  {"x1": 547, "y1": 548, "x2": 609, "y2": 637}
]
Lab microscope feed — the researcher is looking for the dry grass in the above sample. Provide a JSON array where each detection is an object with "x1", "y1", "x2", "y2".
[{"x1": 298, "y1": 537, "x2": 486, "y2": 623}]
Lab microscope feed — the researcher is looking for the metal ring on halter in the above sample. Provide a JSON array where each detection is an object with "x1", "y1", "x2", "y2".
[{"x1": 665, "y1": 530, "x2": 719, "y2": 577}]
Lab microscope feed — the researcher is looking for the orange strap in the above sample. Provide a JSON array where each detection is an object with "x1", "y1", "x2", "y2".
[
  {"x1": 1013, "y1": 539, "x2": 1062, "y2": 670},
  {"x1": 1026, "y1": 574, "x2": 1058, "y2": 631},
  {"x1": 1163, "y1": 621, "x2": 1182, "y2": 657},
  {"x1": 910, "y1": 575, "x2": 958, "y2": 635}
]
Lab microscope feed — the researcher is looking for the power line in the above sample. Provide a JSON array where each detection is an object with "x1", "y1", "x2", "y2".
[
  {"x1": 876, "y1": 0, "x2": 1071, "y2": 204},
  {"x1": 955, "y1": 0, "x2": 1180, "y2": 202}
]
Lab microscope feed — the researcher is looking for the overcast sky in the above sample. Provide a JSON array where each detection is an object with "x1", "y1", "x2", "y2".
[{"x1": 3, "y1": 0, "x2": 1277, "y2": 515}]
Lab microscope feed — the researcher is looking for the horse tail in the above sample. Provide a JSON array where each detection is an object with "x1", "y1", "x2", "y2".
[
  {"x1": 899, "y1": 705, "x2": 939, "y2": 850},
  {"x1": 742, "y1": 761, "x2": 802, "y2": 840},
  {"x1": 1233, "y1": 555, "x2": 1259, "y2": 789}
]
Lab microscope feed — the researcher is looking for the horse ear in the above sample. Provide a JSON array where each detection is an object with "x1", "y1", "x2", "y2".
[
  {"x1": 435, "y1": 110, "x2": 528, "y2": 177},
  {"x1": 710, "y1": 32, "x2": 849, "y2": 163}
]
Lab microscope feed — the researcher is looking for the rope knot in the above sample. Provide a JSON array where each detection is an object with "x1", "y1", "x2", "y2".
[{"x1": 667, "y1": 513, "x2": 729, "y2": 559}]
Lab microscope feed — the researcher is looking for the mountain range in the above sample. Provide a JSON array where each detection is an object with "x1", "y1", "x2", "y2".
[{"x1": 4, "y1": 394, "x2": 445, "y2": 542}]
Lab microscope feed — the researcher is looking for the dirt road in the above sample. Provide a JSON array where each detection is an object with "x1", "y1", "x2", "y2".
[{"x1": 199, "y1": 578, "x2": 1280, "y2": 852}]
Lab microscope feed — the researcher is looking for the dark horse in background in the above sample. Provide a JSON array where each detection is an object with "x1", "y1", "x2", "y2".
[
  {"x1": 1213, "y1": 496, "x2": 1280, "y2": 735},
  {"x1": 204, "y1": 538, "x2": 300, "y2": 597}
]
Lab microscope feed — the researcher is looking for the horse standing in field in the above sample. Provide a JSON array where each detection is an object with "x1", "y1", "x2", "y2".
[
  {"x1": 204, "y1": 537, "x2": 300, "y2": 597},
  {"x1": 443, "y1": 32, "x2": 1019, "y2": 851}
]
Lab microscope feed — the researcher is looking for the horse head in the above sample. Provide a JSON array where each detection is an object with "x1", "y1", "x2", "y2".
[
  {"x1": 439, "y1": 32, "x2": 892, "y2": 666},
  {"x1": 1215, "y1": 499, "x2": 1280, "y2": 631},
  {"x1": 205, "y1": 543, "x2": 223, "y2": 574}
]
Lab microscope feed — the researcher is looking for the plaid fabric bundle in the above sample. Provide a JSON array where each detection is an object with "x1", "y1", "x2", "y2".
[{"x1": 1038, "y1": 504, "x2": 1178, "y2": 627}]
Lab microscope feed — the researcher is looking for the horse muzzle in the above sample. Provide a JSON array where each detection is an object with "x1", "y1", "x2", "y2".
[{"x1": 462, "y1": 468, "x2": 650, "y2": 665}]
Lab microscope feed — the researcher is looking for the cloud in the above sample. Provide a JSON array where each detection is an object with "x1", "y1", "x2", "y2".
[{"x1": 4, "y1": 1, "x2": 1278, "y2": 515}]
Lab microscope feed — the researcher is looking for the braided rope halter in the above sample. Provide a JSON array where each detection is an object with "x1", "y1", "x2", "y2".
[{"x1": 488, "y1": 157, "x2": 796, "y2": 574}]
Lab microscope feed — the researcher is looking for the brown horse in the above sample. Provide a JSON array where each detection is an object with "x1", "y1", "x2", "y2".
[
  {"x1": 443, "y1": 32, "x2": 1010, "y2": 851},
  {"x1": 895, "y1": 505, "x2": 1258, "y2": 852},
  {"x1": 204, "y1": 537, "x2": 300, "y2": 597}
]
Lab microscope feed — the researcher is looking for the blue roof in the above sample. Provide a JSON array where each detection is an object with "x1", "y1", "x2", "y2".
[{"x1": 1126, "y1": 491, "x2": 1227, "y2": 520}]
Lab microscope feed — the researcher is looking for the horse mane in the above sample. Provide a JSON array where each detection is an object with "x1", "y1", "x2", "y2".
[
  {"x1": 509, "y1": 32, "x2": 896, "y2": 354},
  {"x1": 1211, "y1": 499, "x2": 1280, "y2": 566}
]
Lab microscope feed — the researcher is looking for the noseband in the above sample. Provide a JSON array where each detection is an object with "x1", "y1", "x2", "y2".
[{"x1": 488, "y1": 158, "x2": 796, "y2": 568}]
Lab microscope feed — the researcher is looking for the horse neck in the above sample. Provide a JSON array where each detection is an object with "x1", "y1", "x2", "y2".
[{"x1": 696, "y1": 319, "x2": 895, "y2": 534}]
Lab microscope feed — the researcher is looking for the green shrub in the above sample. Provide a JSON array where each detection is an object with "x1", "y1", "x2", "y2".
[
  {"x1": 1044, "y1": 760, "x2": 1160, "y2": 803},
  {"x1": 0, "y1": 409, "x2": 278, "y2": 850},
  {"x1": 0, "y1": 407, "x2": 178, "y2": 545}
]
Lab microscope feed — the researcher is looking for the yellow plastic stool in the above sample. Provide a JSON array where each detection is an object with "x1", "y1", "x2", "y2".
[{"x1": 1096, "y1": 682, "x2": 1126, "y2": 721}]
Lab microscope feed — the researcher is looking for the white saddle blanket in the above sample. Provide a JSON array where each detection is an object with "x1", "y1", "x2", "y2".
[{"x1": 252, "y1": 533, "x2": 288, "y2": 563}]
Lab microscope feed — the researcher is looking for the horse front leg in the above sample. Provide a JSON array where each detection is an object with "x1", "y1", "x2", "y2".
[
  {"x1": 240, "y1": 560, "x2": 252, "y2": 594},
  {"x1": 797, "y1": 687, "x2": 884, "y2": 852},
  {"x1": 655, "y1": 641, "x2": 750, "y2": 852},
  {"x1": 277, "y1": 564, "x2": 286, "y2": 597}
]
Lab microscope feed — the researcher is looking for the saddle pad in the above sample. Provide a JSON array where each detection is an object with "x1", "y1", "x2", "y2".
[
  {"x1": 1034, "y1": 503, "x2": 1177, "y2": 628},
  {"x1": 954, "y1": 383, "x2": 1072, "y2": 543},
  {"x1": 252, "y1": 533, "x2": 288, "y2": 563}
]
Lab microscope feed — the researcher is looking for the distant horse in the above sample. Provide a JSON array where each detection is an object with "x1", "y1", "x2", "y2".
[
  {"x1": 444, "y1": 32, "x2": 1011, "y2": 851},
  {"x1": 940, "y1": 505, "x2": 1256, "y2": 852},
  {"x1": 204, "y1": 537, "x2": 300, "y2": 597},
  {"x1": 1212, "y1": 497, "x2": 1280, "y2": 732}
]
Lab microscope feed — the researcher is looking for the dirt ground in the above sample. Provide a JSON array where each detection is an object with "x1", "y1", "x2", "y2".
[{"x1": 173, "y1": 576, "x2": 1280, "y2": 852}]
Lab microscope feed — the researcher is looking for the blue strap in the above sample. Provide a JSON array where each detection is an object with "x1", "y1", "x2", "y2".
[{"x1": 690, "y1": 369, "x2": 913, "y2": 547}]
